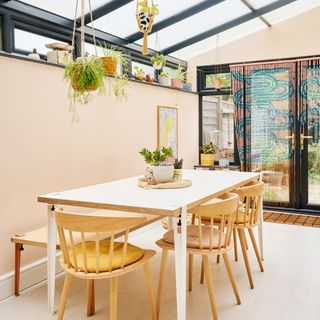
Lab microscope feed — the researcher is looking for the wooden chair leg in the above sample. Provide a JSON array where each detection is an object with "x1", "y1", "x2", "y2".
[
  {"x1": 233, "y1": 228, "x2": 238, "y2": 262},
  {"x1": 14, "y1": 243, "x2": 23, "y2": 297},
  {"x1": 222, "y1": 253, "x2": 241, "y2": 305},
  {"x1": 200, "y1": 257, "x2": 204, "y2": 284},
  {"x1": 156, "y1": 248, "x2": 168, "y2": 318},
  {"x1": 216, "y1": 254, "x2": 220, "y2": 264},
  {"x1": 248, "y1": 228, "x2": 264, "y2": 272},
  {"x1": 244, "y1": 230, "x2": 249, "y2": 250},
  {"x1": 203, "y1": 255, "x2": 218, "y2": 320},
  {"x1": 188, "y1": 254, "x2": 193, "y2": 292},
  {"x1": 87, "y1": 279, "x2": 95, "y2": 317},
  {"x1": 237, "y1": 229, "x2": 254, "y2": 289},
  {"x1": 144, "y1": 262, "x2": 157, "y2": 320},
  {"x1": 57, "y1": 273, "x2": 72, "y2": 320},
  {"x1": 110, "y1": 277, "x2": 118, "y2": 320}
]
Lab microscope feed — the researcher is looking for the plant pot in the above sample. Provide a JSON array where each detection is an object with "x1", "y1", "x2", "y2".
[
  {"x1": 135, "y1": 74, "x2": 145, "y2": 81},
  {"x1": 71, "y1": 72, "x2": 98, "y2": 92},
  {"x1": 173, "y1": 169, "x2": 182, "y2": 182},
  {"x1": 146, "y1": 74, "x2": 154, "y2": 83},
  {"x1": 153, "y1": 63, "x2": 162, "y2": 70},
  {"x1": 213, "y1": 79, "x2": 221, "y2": 89},
  {"x1": 200, "y1": 154, "x2": 215, "y2": 166},
  {"x1": 151, "y1": 165, "x2": 174, "y2": 184},
  {"x1": 158, "y1": 76, "x2": 170, "y2": 86},
  {"x1": 171, "y1": 78, "x2": 182, "y2": 89},
  {"x1": 101, "y1": 57, "x2": 117, "y2": 76},
  {"x1": 182, "y1": 82, "x2": 192, "y2": 91},
  {"x1": 219, "y1": 159, "x2": 229, "y2": 167},
  {"x1": 28, "y1": 53, "x2": 40, "y2": 60},
  {"x1": 144, "y1": 166, "x2": 156, "y2": 185}
]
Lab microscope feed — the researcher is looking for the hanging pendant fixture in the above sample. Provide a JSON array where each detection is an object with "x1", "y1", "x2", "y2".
[{"x1": 136, "y1": 0, "x2": 159, "y2": 55}]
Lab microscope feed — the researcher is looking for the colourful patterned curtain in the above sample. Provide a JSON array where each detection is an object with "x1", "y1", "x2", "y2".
[
  {"x1": 298, "y1": 59, "x2": 320, "y2": 143},
  {"x1": 231, "y1": 63, "x2": 296, "y2": 171}
]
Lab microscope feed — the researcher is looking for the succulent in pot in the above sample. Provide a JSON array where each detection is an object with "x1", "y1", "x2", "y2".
[
  {"x1": 171, "y1": 64, "x2": 186, "y2": 89},
  {"x1": 173, "y1": 158, "x2": 183, "y2": 182},
  {"x1": 200, "y1": 142, "x2": 217, "y2": 166},
  {"x1": 158, "y1": 71, "x2": 170, "y2": 86},
  {"x1": 139, "y1": 147, "x2": 174, "y2": 184},
  {"x1": 64, "y1": 57, "x2": 105, "y2": 105},
  {"x1": 134, "y1": 66, "x2": 146, "y2": 81},
  {"x1": 101, "y1": 45, "x2": 129, "y2": 76},
  {"x1": 150, "y1": 53, "x2": 166, "y2": 70}
]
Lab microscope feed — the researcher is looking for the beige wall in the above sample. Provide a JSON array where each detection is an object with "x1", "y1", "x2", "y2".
[
  {"x1": 0, "y1": 56, "x2": 198, "y2": 275},
  {"x1": 188, "y1": 7, "x2": 320, "y2": 86}
]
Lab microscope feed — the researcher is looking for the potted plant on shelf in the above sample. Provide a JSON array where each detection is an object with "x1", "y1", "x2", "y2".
[
  {"x1": 212, "y1": 74, "x2": 229, "y2": 89},
  {"x1": 158, "y1": 71, "x2": 169, "y2": 86},
  {"x1": 173, "y1": 158, "x2": 183, "y2": 182},
  {"x1": 171, "y1": 64, "x2": 186, "y2": 89},
  {"x1": 134, "y1": 66, "x2": 146, "y2": 81},
  {"x1": 101, "y1": 45, "x2": 128, "y2": 76},
  {"x1": 150, "y1": 53, "x2": 166, "y2": 70},
  {"x1": 146, "y1": 74, "x2": 154, "y2": 83},
  {"x1": 200, "y1": 142, "x2": 217, "y2": 166},
  {"x1": 136, "y1": 0, "x2": 160, "y2": 55},
  {"x1": 139, "y1": 147, "x2": 174, "y2": 184},
  {"x1": 64, "y1": 57, "x2": 105, "y2": 105}
]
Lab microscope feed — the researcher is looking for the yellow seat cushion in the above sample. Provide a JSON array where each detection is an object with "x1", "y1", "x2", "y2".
[
  {"x1": 68, "y1": 239, "x2": 144, "y2": 273},
  {"x1": 201, "y1": 208, "x2": 249, "y2": 224}
]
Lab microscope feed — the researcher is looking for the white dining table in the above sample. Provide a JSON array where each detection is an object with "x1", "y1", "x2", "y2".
[{"x1": 38, "y1": 169, "x2": 261, "y2": 320}]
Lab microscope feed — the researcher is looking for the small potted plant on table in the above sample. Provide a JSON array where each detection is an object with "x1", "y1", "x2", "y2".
[
  {"x1": 158, "y1": 71, "x2": 169, "y2": 86},
  {"x1": 173, "y1": 158, "x2": 183, "y2": 182},
  {"x1": 200, "y1": 142, "x2": 217, "y2": 166},
  {"x1": 139, "y1": 147, "x2": 174, "y2": 184}
]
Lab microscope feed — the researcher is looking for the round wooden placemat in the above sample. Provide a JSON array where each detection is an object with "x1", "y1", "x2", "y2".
[{"x1": 137, "y1": 178, "x2": 192, "y2": 189}]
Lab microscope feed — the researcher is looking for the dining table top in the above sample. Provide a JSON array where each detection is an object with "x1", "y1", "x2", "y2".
[{"x1": 38, "y1": 169, "x2": 260, "y2": 216}]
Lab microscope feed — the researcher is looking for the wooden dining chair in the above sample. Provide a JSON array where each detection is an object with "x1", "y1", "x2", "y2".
[
  {"x1": 55, "y1": 210, "x2": 157, "y2": 320},
  {"x1": 156, "y1": 193, "x2": 241, "y2": 320}
]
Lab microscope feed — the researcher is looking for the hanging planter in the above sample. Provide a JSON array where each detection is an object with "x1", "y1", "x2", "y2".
[
  {"x1": 64, "y1": 0, "x2": 106, "y2": 122},
  {"x1": 136, "y1": 0, "x2": 159, "y2": 56}
]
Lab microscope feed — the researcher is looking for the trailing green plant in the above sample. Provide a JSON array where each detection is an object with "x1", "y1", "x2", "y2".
[
  {"x1": 134, "y1": 65, "x2": 146, "y2": 75},
  {"x1": 102, "y1": 44, "x2": 128, "y2": 68},
  {"x1": 138, "y1": 1, "x2": 159, "y2": 15},
  {"x1": 175, "y1": 64, "x2": 186, "y2": 82},
  {"x1": 64, "y1": 57, "x2": 105, "y2": 105},
  {"x1": 151, "y1": 53, "x2": 166, "y2": 69},
  {"x1": 200, "y1": 142, "x2": 217, "y2": 154},
  {"x1": 160, "y1": 71, "x2": 169, "y2": 77},
  {"x1": 174, "y1": 158, "x2": 183, "y2": 169},
  {"x1": 139, "y1": 147, "x2": 173, "y2": 165},
  {"x1": 112, "y1": 74, "x2": 128, "y2": 102}
]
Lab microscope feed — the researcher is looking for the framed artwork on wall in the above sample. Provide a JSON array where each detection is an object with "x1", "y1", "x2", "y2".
[{"x1": 157, "y1": 106, "x2": 178, "y2": 157}]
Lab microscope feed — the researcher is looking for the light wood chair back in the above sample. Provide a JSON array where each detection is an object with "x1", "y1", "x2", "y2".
[
  {"x1": 189, "y1": 193, "x2": 239, "y2": 251},
  {"x1": 55, "y1": 211, "x2": 146, "y2": 274},
  {"x1": 233, "y1": 181, "x2": 264, "y2": 227}
]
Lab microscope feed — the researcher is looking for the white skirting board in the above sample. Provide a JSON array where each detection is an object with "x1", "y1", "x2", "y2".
[{"x1": 0, "y1": 219, "x2": 162, "y2": 301}]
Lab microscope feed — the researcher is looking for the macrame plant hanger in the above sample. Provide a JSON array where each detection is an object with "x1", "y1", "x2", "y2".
[
  {"x1": 136, "y1": 0, "x2": 155, "y2": 55},
  {"x1": 70, "y1": 0, "x2": 98, "y2": 122}
]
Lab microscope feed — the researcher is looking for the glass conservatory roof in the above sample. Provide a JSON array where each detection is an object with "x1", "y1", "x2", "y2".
[{"x1": 11, "y1": 0, "x2": 320, "y2": 60}]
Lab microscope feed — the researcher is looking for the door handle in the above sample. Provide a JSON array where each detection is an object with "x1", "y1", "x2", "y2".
[
  {"x1": 285, "y1": 133, "x2": 295, "y2": 150},
  {"x1": 300, "y1": 133, "x2": 313, "y2": 151}
]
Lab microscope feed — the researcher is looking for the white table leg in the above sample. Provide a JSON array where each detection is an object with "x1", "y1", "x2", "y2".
[
  {"x1": 47, "y1": 204, "x2": 57, "y2": 314},
  {"x1": 173, "y1": 206, "x2": 187, "y2": 320},
  {"x1": 258, "y1": 197, "x2": 264, "y2": 261}
]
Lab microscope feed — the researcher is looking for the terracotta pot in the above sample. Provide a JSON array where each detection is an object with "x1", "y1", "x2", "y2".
[
  {"x1": 213, "y1": 79, "x2": 221, "y2": 89},
  {"x1": 101, "y1": 57, "x2": 117, "y2": 76},
  {"x1": 200, "y1": 154, "x2": 215, "y2": 166},
  {"x1": 146, "y1": 74, "x2": 154, "y2": 83},
  {"x1": 171, "y1": 78, "x2": 182, "y2": 89}
]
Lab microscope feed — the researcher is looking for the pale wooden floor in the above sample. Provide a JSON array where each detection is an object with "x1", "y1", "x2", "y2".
[{"x1": 1, "y1": 222, "x2": 320, "y2": 320}]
